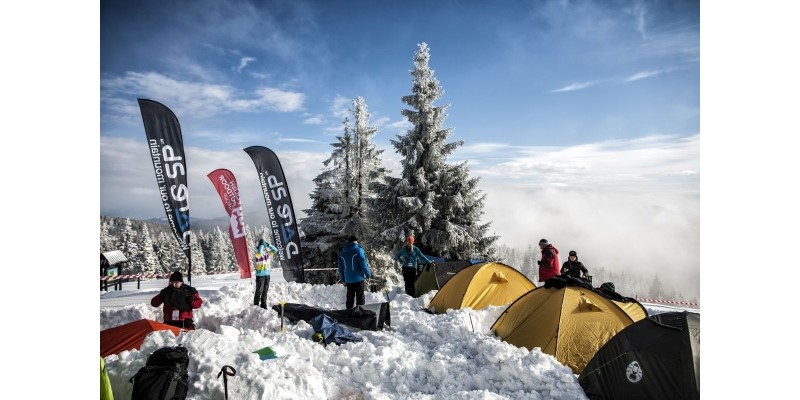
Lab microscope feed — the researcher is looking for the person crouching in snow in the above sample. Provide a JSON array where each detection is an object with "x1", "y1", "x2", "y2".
[
  {"x1": 338, "y1": 235, "x2": 372, "y2": 315},
  {"x1": 253, "y1": 238, "x2": 278, "y2": 309},
  {"x1": 150, "y1": 271, "x2": 203, "y2": 329}
]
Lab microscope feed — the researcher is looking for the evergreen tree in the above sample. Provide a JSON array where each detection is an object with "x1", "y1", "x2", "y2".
[
  {"x1": 375, "y1": 42, "x2": 497, "y2": 259},
  {"x1": 344, "y1": 96, "x2": 390, "y2": 244},
  {"x1": 190, "y1": 234, "x2": 207, "y2": 276},
  {"x1": 300, "y1": 117, "x2": 351, "y2": 279},
  {"x1": 135, "y1": 223, "x2": 159, "y2": 275},
  {"x1": 301, "y1": 97, "x2": 391, "y2": 284},
  {"x1": 121, "y1": 218, "x2": 142, "y2": 273}
]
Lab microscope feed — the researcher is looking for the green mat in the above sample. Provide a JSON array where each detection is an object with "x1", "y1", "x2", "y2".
[{"x1": 253, "y1": 346, "x2": 278, "y2": 360}]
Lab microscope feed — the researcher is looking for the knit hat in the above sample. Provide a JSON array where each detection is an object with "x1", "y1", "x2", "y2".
[
  {"x1": 407, "y1": 236, "x2": 415, "y2": 244},
  {"x1": 600, "y1": 282, "x2": 615, "y2": 292},
  {"x1": 569, "y1": 250, "x2": 577, "y2": 257},
  {"x1": 348, "y1": 235, "x2": 358, "y2": 242},
  {"x1": 539, "y1": 239, "x2": 548, "y2": 246},
  {"x1": 169, "y1": 271, "x2": 183, "y2": 282}
]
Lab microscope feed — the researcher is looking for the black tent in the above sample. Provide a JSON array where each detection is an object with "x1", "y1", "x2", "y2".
[
  {"x1": 273, "y1": 302, "x2": 390, "y2": 331},
  {"x1": 578, "y1": 311, "x2": 700, "y2": 400}
]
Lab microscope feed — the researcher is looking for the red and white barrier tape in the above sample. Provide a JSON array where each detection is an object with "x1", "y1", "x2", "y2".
[
  {"x1": 100, "y1": 271, "x2": 233, "y2": 281},
  {"x1": 635, "y1": 297, "x2": 699, "y2": 307}
]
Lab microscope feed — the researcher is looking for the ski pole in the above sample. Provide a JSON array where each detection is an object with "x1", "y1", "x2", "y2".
[
  {"x1": 280, "y1": 301, "x2": 286, "y2": 332},
  {"x1": 217, "y1": 365, "x2": 236, "y2": 400}
]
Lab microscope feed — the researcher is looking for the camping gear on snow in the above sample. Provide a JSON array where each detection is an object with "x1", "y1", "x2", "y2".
[
  {"x1": 253, "y1": 346, "x2": 278, "y2": 360},
  {"x1": 272, "y1": 302, "x2": 390, "y2": 331},
  {"x1": 217, "y1": 365, "x2": 236, "y2": 400},
  {"x1": 426, "y1": 262, "x2": 536, "y2": 314},
  {"x1": 129, "y1": 345, "x2": 190, "y2": 400},
  {"x1": 579, "y1": 311, "x2": 700, "y2": 400},
  {"x1": 101, "y1": 319, "x2": 184, "y2": 357},
  {"x1": 491, "y1": 278, "x2": 642, "y2": 373},
  {"x1": 309, "y1": 313, "x2": 364, "y2": 345},
  {"x1": 413, "y1": 260, "x2": 474, "y2": 297}
]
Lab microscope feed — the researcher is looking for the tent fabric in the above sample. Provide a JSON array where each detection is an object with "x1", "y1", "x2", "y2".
[
  {"x1": 272, "y1": 302, "x2": 390, "y2": 331},
  {"x1": 414, "y1": 260, "x2": 473, "y2": 298},
  {"x1": 546, "y1": 275, "x2": 649, "y2": 322},
  {"x1": 309, "y1": 313, "x2": 363, "y2": 345},
  {"x1": 426, "y1": 262, "x2": 536, "y2": 314},
  {"x1": 100, "y1": 319, "x2": 183, "y2": 357},
  {"x1": 491, "y1": 282, "x2": 637, "y2": 374},
  {"x1": 578, "y1": 311, "x2": 700, "y2": 400}
]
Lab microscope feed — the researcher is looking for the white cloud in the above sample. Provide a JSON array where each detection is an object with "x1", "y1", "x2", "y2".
[
  {"x1": 329, "y1": 95, "x2": 351, "y2": 119},
  {"x1": 237, "y1": 56, "x2": 256, "y2": 72},
  {"x1": 101, "y1": 71, "x2": 305, "y2": 121},
  {"x1": 303, "y1": 115, "x2": 324, "y2": 125},
  {"x1": 550, "y1": 81, "x2": 597, "y2": 93},
  {"x1": 624, "y1": 69, "x2": 663, "y2": 82}
]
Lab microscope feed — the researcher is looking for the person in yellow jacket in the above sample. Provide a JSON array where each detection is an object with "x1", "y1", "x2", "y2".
[{"x1": 101, "y1": 357, "x2": 114, "y2": 400}]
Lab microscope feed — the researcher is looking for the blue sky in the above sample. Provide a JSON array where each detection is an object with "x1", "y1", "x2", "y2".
[{"x1": 97, "y1": 0, "x2": 702, "y2": 293}]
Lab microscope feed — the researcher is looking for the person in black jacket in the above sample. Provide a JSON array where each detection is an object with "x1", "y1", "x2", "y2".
[
  {"x1": 150, "y1": 271, "x2": 203, "y2": 329},
  {"x1": 561, "y1": 250, "x2": 589, "y2": 279}
]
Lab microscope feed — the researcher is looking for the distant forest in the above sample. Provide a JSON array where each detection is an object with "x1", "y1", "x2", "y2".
[{"x1": 100, "y1": 215, "x2": 694, "y2": 303}]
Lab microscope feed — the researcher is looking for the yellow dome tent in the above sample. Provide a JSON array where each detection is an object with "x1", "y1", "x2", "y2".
[
  {"x1": 426, "y1": 262, "x2": 536, "y2": 314},
  {"x1": 491, "y1": 282, "x2": 640, "y2": 373}
]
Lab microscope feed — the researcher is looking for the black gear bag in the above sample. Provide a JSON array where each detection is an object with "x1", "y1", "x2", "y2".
[{"x1": 130, "y1": 345, "x2": 190, "y2": 400}]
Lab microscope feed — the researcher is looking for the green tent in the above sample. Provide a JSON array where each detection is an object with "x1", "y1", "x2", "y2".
[{"x1": 414, "y1": 260, "x2": 473, "y2": 297}]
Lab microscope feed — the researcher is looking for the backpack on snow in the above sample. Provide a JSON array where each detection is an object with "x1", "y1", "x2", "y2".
[{"x1": 130, "y1": 345, "x2": 190, "y2": 400}]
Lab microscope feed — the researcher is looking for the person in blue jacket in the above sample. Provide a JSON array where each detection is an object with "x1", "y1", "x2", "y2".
[
  {"x1": 337, "y1": 235, "x2": 372, "y2": 314},
  {"x1": 395, "y1": 235, "x2": 433, "y2": 296}
]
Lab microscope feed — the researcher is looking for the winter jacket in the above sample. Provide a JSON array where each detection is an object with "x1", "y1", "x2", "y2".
[
  {"x1": 395, "y1": 245, "x2": 433, "y2": 270},
  {"x1": 151, "y1": 284, "x2": 203, "y2": 326},
  {"x1": 254, "y1": 242, "x2": 278, "y2": 277},
  {"x1": 338, "y1": 242, "x2": 372, "y2": 284},
  {"x1": 537, "y1": 244, "x2": 560, "y2": 282},
  {"x1": 561, "y1": 259, "x2": 588, "y2": 278}
]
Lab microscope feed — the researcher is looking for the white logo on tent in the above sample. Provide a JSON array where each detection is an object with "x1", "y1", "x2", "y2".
[{"x1": 626, "y1": 361, "x2": 643, "y2": 383}]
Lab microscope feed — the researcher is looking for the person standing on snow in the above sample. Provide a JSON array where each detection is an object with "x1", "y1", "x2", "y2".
[
  {"x1": 561, "y1": 250, "x2": 589, "y2": 279},
  {"x1": 537, "y1": 238, "x2": 560, "y2": 283},
  {"x1": 253, "y1": 238, "x2": 278, "y2": 309},
  {"x1": 338, "y1": 236, "x2": 372, "y2": 314},
  {"x1": 395, "y1": 235, "x2": 433, "y2": 297},
  {"x1": 151, "y1": 271, "x2": 203, "y2": 329}
]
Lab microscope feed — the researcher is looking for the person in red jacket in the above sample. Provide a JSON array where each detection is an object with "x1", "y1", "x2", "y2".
[
  {"x1": 537, "y1": 238, "x2": 560, "y2": 283},
  {"x1": 150, "y1": 271, "x2": 203, "y2": 329}
]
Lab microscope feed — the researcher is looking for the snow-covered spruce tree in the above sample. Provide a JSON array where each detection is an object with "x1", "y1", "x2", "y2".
[
  {"x1": 374, "y1": 42, "x2": 497, "y2": 260},
  {"x1": 301, "y1": 117, "x2": 353, "y2": 283},
  {"x1": 301, "y1": 97, "x2": 392, "y2": 285},
  {"x1": 135, "y1": 223, "x2": 159, "y2": 275},
  {"x1": 347, "y1": 97, "x2": 393, "y2": 287},
  {"x1": 121, "y1": 218, "x2": 142, "y2": 273}
]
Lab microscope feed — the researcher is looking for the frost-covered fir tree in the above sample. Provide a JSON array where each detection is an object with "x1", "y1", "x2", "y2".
[
  {"x1": 301, "y1": 97, "x2": 391, "y2": 284},
  {"x1": 121, "y1": 218, "x2": 142, "y2": 273},
  {"x1": 344, "y1": 96, "x2": 390, "y2": 244},
  {"x1": 301, "y1": 117, "x2": 352, "y2": 277},
  {"x1": 375, "y1": 42, "x2": 497, "y2": 259},
  {"x1": 135, "y1": 223, "x2": 159, "y2": 275}
]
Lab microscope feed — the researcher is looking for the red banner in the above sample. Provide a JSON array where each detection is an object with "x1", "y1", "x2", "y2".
[{"x1": 207, "y1": 169, "x2": 251, "y2": 278}]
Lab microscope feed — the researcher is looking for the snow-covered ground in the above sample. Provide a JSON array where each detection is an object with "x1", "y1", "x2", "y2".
[{"x1": 100, "y1": 272, "x2": 697, "y2": 399}]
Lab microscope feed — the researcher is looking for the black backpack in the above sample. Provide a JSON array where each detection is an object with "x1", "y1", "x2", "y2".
[{"x1": 130, "y1": 346, "x2": 190, "y2": 400}]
